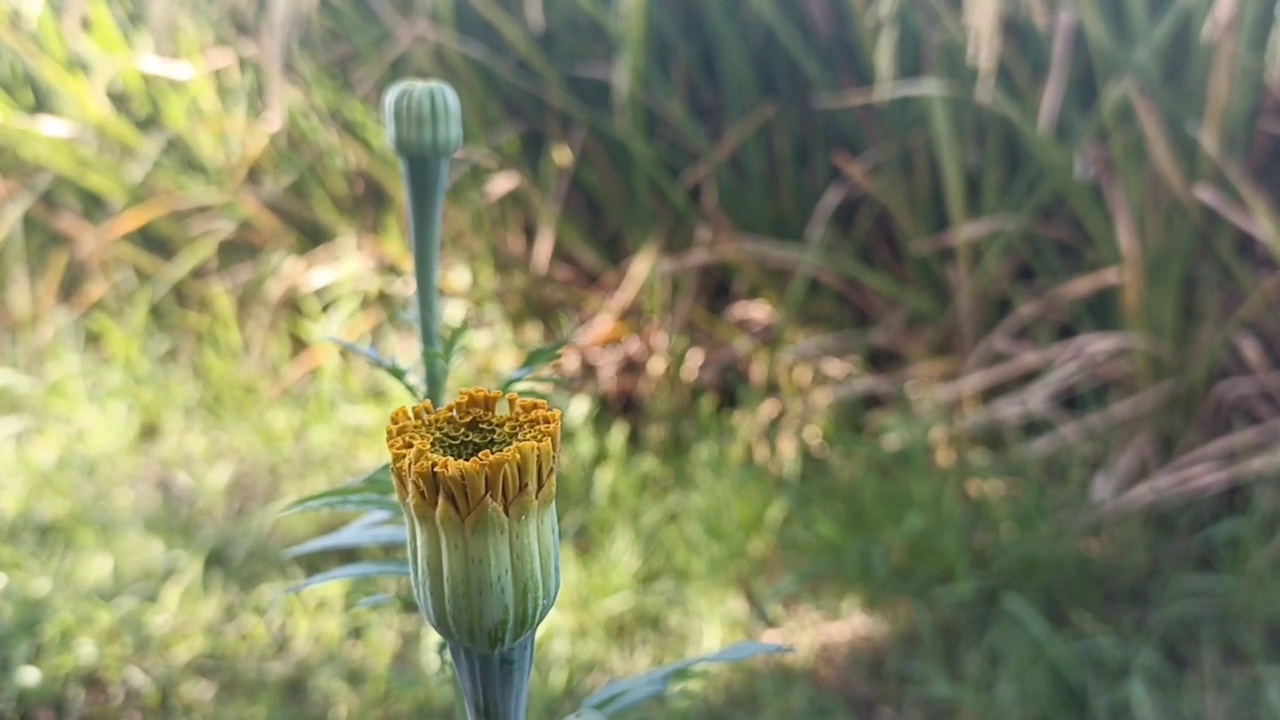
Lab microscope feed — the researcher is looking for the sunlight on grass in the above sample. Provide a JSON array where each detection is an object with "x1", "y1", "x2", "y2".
[{"x1": 0, "y1": 305, "x2": 836, "y2": 718}]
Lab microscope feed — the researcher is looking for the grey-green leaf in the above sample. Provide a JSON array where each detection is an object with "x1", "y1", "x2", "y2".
[
  {"x1": 577, "y1": 641, "x2": 792, "y2": 715},
  {"x1": 279, "y1": 465, "x2": 395, "y2": 520},
  {"x1": 282, "y1": 523, "x2": 407, "y2": 558},
  {"x1": 329, "y1": 337, "x2": 421, "y2": 399},
  {"x1": 353, "y1": 593, "x2": 400, "y2": 610},
  {"x1": 278, "y1": 491, "x2": 399, "y2": 517},
  {"x1": 502, "y1": 340, "x2": 569, "y2": 391},
  {"x1": 286, "y1": 561, "x2": 409, "y2": 594}
]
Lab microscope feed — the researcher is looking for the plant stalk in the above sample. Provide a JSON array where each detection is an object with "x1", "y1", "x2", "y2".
[
  {"x1": 448, "y1": 636, "x2": 536, "y2": 720},
  {"x1": 402, "y1": 155, "x2": 451, "y2": 407}
]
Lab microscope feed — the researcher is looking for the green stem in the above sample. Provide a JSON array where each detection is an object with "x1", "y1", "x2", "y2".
[
  {"x1": 448, "y1": 636, "x2": 535, "y2": 720},
  {"x1": 402, "y1": 155, "x2": 451, "y2": 407}
]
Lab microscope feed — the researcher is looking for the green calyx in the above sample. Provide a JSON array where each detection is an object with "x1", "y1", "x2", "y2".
[
  {"x1": 382, "y1": 78, "x2": 464, "y2": 159},
  {"x1": 404, "y1": 494, "x2": 560, "y2": 654}
]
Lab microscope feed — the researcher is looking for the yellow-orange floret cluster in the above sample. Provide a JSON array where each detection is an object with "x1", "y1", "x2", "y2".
[{"x1": 386, "y1": 388, "x2": 562, "y2": 518}]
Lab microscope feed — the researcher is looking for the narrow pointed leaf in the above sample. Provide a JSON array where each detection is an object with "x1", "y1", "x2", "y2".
[
  {"x1": 353, "y1": 593, "x2": 399, "y2": 609},
  {"x1": 329, "y1": 337, "x2": 421, "y2": 398},
  {"x1": 579, "y1": 641, "x2": 791, "y2": 714},
  {"x1": 502, "y1": 340, "x2": 569, "y2": 391},
  {"x1": 283, "y1": 523, "x2": 406, "y2": 558},
  {"x1": 278, "y1": 492, "x2": 399, "y2": 516},
  {"x1": 278, "y1": 464, "x2": 395, "y2": 517},
  {"x1": 286, "y1": 561, "x2": 409, "y2": 594},
  {"x1": 441, "y1": 325, "x2": 470, "y2": 363}
]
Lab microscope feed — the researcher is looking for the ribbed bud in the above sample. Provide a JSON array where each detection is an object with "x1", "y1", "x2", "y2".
[{"x1": 382, "y1": 78, "x2": 464, "y2": 158}]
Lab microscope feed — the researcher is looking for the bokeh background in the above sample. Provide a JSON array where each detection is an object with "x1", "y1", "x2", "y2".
[{"x1": 4, "y1": 0, "x2": 1280, "y2": 718}]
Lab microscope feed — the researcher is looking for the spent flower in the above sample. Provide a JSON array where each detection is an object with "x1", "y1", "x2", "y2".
[{"x1": 386, "y1": 388, "x2": 562, "y2": 653}]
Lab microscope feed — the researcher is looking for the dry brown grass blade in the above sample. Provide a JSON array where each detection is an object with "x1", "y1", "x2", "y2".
[
  {"x1": 1201, "y1": 369, "x2": 1280, "y2": 424},
  {"x1": 956, "y1": 356, "x2": 1133, "y2": 433},
  {"x1": 1037, "y1": 9, "x2": 1078, "y2": 134},
  {"x1": 1089, "y1": 430, "x2": 1157, "y2": 505},
  {"x1": 573, "y1": 241, "x2": 661, "y2": 348},
  {"x1": 531, "y1": 127, "x2": 587, "y2": 277},
  {"x1": 803, "y1": 178, "x2": 857, "y2": 245},
  {"x1": 825, "y1": 358, "x2": 964, "y2": 405},
  {"x1": 657, "y1": 232, "x2": 865, "y2": 306},
  {"x1": 34, "y1": 245, "x2": 72, "y2": 322},
  {"x1": 1127, "y1": 82, "x2": 1194, "y2": 206},
  {"x1": 1166, "y1": 416, "x2": 1280, "y2": 475},
  {"x1": 0, "y1": 174, "x2": 54, "y2": 244},
  {"x1": 911, "y1": 213, "x2": 1020, "y2": 255},
  {"x1": 942, "y1": 331, "x2": 1161, "y2": 406},
  {"x1": 1026, "y1": 379, "x2": 1180, "y2": 458},
  {"x1": 1191, "y1": 142, "x2": 1280, "y2": 258},
  {"x1": 1, "y1": 174, "x2": 56, "y2": 327},
  {"x1": 1092, "y1": 145, "x2": 1146, "y2": 336},
  {"x1": 1094, "y1": 448, "x2": 1280, "y2": 518},
  {"x1": 811, "y1": 76, "x2": 958, "y2": 110},
  {"x1": 830, "y1": 146, "x2": 925, "y2": 241},
  {"x1": 273, "y1": 306, "x2": 384, "y2": 398},
  {"x1": 1194, "y1": 181, "x2": 1269, "y2": 241},
  {"x1": 678, "y1": 103, "x2": 779, "y2": 189},
  {"x1": 963, "y1": 0, "x2": 1004, "y2": 104},
  {"x1": 828, "y1": 332, "x2": 1158, "y2": 409},
  {"x1": 1199, "y1": 0, "x2": 1240, "y2": 154},
  {"x1": 963, "y1": 266, "x2": 1123, "y2": 372},
  {"x1": 87, "y1": 192, "x2": 225, "y2": 260}
]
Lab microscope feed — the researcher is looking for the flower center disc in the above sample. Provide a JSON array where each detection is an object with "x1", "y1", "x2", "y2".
[{"x1": 432, "y1": 414, "x2": 515, "y2": 461}]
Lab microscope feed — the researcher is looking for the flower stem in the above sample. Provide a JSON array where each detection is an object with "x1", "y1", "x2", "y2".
[
  {"x1": 448, "y1": 636, "x2": 535, "y2": 720},
  {"x1": 401, "y1": 155, "x2": 451, "y2": 407}
]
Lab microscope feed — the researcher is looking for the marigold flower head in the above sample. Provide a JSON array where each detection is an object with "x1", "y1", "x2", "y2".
[{"x1": 386, "y1": 389, "x2": 562, "y2": 652}]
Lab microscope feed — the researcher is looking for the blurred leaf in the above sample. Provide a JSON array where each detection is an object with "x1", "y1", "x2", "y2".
[
  {"x1": 576, "y1": 641, "x2": 791, "y2": 715},
  {"x1": 329, "y1": 337, "x2": 421, "y2": 399},
  {"x1": 286, "y1": 561, "x2": 409, "y2": 594},
  {"x1": 501, "y1": 340, "x2": 568, "y2": 392},
  {"x1": 442, "y1": 325, "x2": 470, "y2": 364},
  {"x1": 423, "y1": 325, "x2": 471, "y2": 400},
  {"x1": 278, "y1": 491, "x2": 399, "y2": 517},
  {"x1": 282, "y1": 522, "x2": 406, "y2": 559},
  {"x1": 278, "y1": 464, "x2": 395, "y2": 517},
  {"x1": 353, "y1": 593, "x2": 401, "y2": 610}
]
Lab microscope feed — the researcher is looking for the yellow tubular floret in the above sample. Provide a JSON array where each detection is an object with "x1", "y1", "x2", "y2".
[{"x1": 386, "y1": 389, "x2": 562, "y2": 519}]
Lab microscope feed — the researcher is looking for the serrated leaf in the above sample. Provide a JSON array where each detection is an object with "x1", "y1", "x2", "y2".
[
  {"x1": 501, "y1": 340, "x2": 568, "y2": 391},
  {"x1": 282, "y1": 523, "x2": 406, "y2": 558},
  {"x1": 278, "y1": 465, "x2": 395, "y2": 517},
  {"x1": 578, "y1": 641, "x2": 791, "y2": 715},
  {"x1": 424, "y1": 326, "x2": 470, "y2": 368},
  {"x1": 329, "y1": 337, "x2": 421, "y2": 398},
  {"x1": 286, "y1": 561, "x2": 409, "y2": 594},
  {"x1": 442, "y1": 325, "x2": 470, "y2": 363},
  {"x1": 503, "y1": 375, "x2": 575, "y2": 398}
]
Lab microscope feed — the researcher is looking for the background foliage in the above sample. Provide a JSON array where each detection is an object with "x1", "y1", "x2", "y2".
[{"x1": 3, "y1": 0, "x2": 1280, "y2": 718}]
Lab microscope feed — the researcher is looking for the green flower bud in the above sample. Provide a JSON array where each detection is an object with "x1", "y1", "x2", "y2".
[
  {"x1": 386, "y1": 388, "x2": 562, "y2": 653},
  {"x1": 382, "y1": 78, "x2": 464, "y2": 158}
]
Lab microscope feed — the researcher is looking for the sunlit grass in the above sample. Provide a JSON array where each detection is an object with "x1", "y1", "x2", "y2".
[
  {"x1": 0, "y1": 298, "x2": 849, "y2": 718},
  {"x1": 8, "y1": 295, "x2": 1280, "y2": 718}
]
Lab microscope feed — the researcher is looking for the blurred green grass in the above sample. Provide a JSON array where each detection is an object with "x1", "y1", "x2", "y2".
[{"x1": 4, "y1": 0, "x2": 1280, "y2": 718}]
